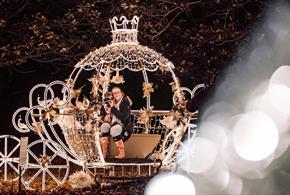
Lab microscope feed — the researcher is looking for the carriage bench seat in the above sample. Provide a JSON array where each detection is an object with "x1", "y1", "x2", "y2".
[{"x1": 108, "y1": 134, "x2": 160, "y2": 158}]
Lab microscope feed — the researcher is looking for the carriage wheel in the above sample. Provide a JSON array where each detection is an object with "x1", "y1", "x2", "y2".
[
  {"x1": 22, "y1": 139, "x2": 69, "y2": 191},
  {"x1": 0, "y1": 135, "x2": 20, "y2": 181}
]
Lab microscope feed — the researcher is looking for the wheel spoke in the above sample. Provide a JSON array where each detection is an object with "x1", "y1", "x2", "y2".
[
  {"x1": 0, "y1": 151, "x2": 4, "y2": 158},
  {"x1": 4, "y1": 137, "x2": 7, "y2": 156},
  {"x1": 10, "y1": 157, "x2": 20, "y2": 163},
  {"x1": 43, "y1": 141, "x2": 46, "y2": 156},
  {"x1": 28, "y1": 149, "x2": 39, "y2": 162},
  {"x1": 7, "y1": 161, "x2": 19, "y2": 173},
  {"x1": 26, "y1": 169, "x2": 42, "y2": 186},
  {"x1": 50, "y1": 148, "x2": 61, "y2": 162},
  {"x1": 0, "y1": 160, "x2": 4, "y2": 168},
  {"x1": 4, "y1": 161, "x2": 7, "y2": 180},
  {"x1": 46, "y1": 168, "x2": 61, "y2": 185},
  {"x1": 26, "y1": 163, "x2": 42, "y2": 168},
  {"x1": 7, "y1": 143, "x2": 20, "y2": 158}
]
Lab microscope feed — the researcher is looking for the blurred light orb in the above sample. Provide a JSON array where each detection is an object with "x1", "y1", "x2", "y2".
[
  {"x1": 223, "y1": 174, "x2": 243, "y2": 195},
  {"x1": 233, "y1": 111, "x2": 279, "y2": 161},
  {"x1": 267, "y1": 83, "x2": 290, "y2": 114},
  {"x1": 246, "y1": 87, "x2": 290, "y2": 133},
  {"x1": 268, "y1": 66, "x2": 290, "y2": 114},
  {"x1": 203, "y1": 161, "x2": 230, "y2": 190},
  {"x1": 145, "y1": 173, "x2": 196, "y2": 195},
  {"x1": 199, "y1": 122, "x2": 228, "y2": 149},
  {"x1": 270, "y1": 65, "x2": 290, "y2": 87},
  {"x1": 178, "y1": 137, "x2": 217, "y2": 174}
]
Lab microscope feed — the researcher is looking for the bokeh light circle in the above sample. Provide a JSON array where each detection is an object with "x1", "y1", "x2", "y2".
[
  {"x1": 178, "y1": 137, "x2": 217, "y2": 174},
  {"x1": 267, "y1": 83, "x2": 290, "y2": 114},
  {"x1": 233, "y1": 111, "x2": 279, "y2": 161},
  {"x1": 145, "y1": 173, "x2": 196, "y2": 195}
]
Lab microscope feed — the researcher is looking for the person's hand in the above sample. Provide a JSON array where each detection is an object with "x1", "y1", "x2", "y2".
[
  {"x1": 105, "y1": 107, "x2": 111, "y2": 114},
  {"x1": 109, "y1": 100, "x2": 114, "y2": 108}
]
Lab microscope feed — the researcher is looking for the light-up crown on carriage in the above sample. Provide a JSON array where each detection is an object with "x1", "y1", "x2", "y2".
[
  {"x1": 12, "y1": 16, "x2": 201, "y2": 179},
  {"x1": 76, "y1": 15, "x2": 174, "y2": 73},
  {"x1": 110, "y1": 15, "x2": 139, "y2": 44}
]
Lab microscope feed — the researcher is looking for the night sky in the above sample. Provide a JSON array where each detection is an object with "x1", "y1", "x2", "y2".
[{"x1": 0, "y1": 63, "x2": 72, "y2": 136}]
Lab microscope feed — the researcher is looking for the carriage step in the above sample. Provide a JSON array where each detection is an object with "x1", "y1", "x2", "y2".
[
  {"x1": 100, "y1": 159, "x2": 162, "y2": 179},
  {"x1": 105, "y1": 158, "x2": 155, "y2": 163},
  {"x1": 101, "y1": 175, "x2": 153, "y2": 181}
]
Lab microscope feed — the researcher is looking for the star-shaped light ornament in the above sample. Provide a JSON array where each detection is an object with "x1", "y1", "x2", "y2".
[
  {"x1": 138, "y1": 106, "x2": 154, "y2": 125},
  {"x1": 38, "y1": 155, "x2": 52, "y2": 166},
  {"x1": 142, "y1": 82, "x2": 154, "y2": 98},
  {"x1": 89, "y1": 75, "x2": 101, "y2": 97},
  {"x1": 169, "y1": 79, "x2": 180, "y2": 92},
  {"x1": 43, "y1": 107, "x2": 59, "y2": 121},
  {"x1": 159, "y1": 64, "x2": 169, "y2": 74},
  {"x1": 111, "y1": 70, "x2": 125, "y2": 84},
  {"x1": 70, "y1": 86, "x2": 84, "y2": 99},
  {"x1": 150, "y1": 152, "x2": 165, "y2": 161},
  {"x1": 138, "y1": 106, "x2": 154, "y2": 133},
  {"x1": 171, "y1": 110, "x2": 183, "y2": 122},
  {"x1": 32, "y1": 121, "x2": 44, "y2": 134},
  {"x1": 160, "y1": 115, "x2": 177, "y2": 129},
  {"x1": 99, "y1": 68, "x2": 111, "y2": 90},
  {"x1": 52, "y1": 97, "x2": 61, "y2": 107},
  {"x1": 76, "y1": 97, "x2": 90, "y2": 111},
  {"x1": 88, "y1": 74, "x2": 99, "y2": 84},
  {"x1": 65, "y1": 78, "x2": 74, "y2": 87}
]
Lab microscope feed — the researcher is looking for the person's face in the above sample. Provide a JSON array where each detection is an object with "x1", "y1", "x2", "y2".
[{"x1": 112, "y1": 88, "x2": 123, "y2": 102}]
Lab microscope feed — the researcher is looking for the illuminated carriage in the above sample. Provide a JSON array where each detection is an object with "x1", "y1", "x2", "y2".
[{"x1": 0, "y1": 16, "x2": 203, "y2": 191}]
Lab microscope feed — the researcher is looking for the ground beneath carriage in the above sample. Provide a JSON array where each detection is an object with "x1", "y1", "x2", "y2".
[{"x1": 0, "y1": 161, "x2": 154, "y2": 194}]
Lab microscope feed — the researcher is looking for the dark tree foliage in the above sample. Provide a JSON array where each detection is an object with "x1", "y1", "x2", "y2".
[{"x1": 0, "y1": 0, "x2": 270, "y2": 85}]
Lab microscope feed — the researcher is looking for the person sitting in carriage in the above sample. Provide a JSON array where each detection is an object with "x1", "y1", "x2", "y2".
[{"x1": 99, "y1": 86, "x2": 133, "y2": 159}]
